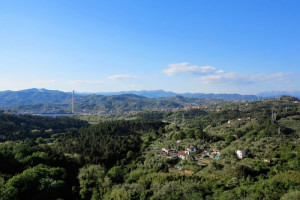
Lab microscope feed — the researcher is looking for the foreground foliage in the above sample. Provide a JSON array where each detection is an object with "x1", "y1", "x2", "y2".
[{"x1": 0, "y1": 97, "x2": 299, "y2": 199}]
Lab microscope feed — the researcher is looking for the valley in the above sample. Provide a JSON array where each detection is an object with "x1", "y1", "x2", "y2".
[{"x1": 0, "y1": 95, "x2": 299, "y2": 199}]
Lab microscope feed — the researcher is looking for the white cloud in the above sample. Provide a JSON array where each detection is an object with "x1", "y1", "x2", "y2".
[
  {"x1": 108, "y1": 74, "x2": 137, "y2": 80},
  {"x1": 32, "y1": 80, "x2": 56, "y2": 84},
  {"x1": 196, "y1": 72, "x2": 293, "y2": 85},
  {"x1": 68, "y1": 80, "x2": 104, "y2": 85},
  {"x1": 197, "y1": 73, "x2": 236, "y2": 84},
  {"x1": 163, "y1": 63, "x2": 220, "y2": 76},
  {"x1": 164, "y1": 63, "x2": 294, "y2": 89},
  {"x1": 216, "y1": 70, "x2": 224, "y2": 74}
]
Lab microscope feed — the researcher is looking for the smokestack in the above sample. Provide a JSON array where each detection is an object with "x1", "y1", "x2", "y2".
[{"x1": 72, "y1": 90, "x2": 74, "y2": 113}]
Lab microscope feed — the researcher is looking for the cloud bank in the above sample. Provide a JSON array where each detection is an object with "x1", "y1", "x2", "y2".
[
  {"x1": 164, "y1": 62, "x2": 294, "y2": 87},
  {"x1": 108, "y1": 74, "x2": 137, "y2": 80},
  {"x1": 163, "y1": 63, "x2": 217, "y2": 76},
  {"x1": 196, "y1": 72, "x2": 293, "y2": 85}
]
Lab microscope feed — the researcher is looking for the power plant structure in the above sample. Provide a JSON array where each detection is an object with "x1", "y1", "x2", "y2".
[{"x1": 72, "y1": 90, "x2": 74, "y2": 113}]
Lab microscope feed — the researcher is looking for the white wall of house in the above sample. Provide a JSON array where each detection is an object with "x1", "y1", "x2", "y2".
[{"x1": 236, "y1": 150, "x2": 245, "y2": 159}]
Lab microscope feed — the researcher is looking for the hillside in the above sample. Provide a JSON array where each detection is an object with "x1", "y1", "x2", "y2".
[
  {"x1": 1, "y1": 89, "x2": 260, "y2": 114},
  {"x1": 4, "y1": 92, "x2": 221, "y2": 114},
  {"x1": 97, "y1": 90, "x2": 260, "y2": 100},
  {"x1": 0, "y1": 112, "x2": 88, "y2": 141},
  {"x1": 5, "y1": 88, "x2": 298, "y2": 114},
  {"x1": 0, "y1": 97, "x2": 299, "y2": 199},
  {"x1": 0, "y1": 88, "x2": 72, "y2": 107}
]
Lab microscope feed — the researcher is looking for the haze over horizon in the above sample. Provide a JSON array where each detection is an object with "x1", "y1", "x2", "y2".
[{"x1": 1, "y1": 1, "x2": 299, "y2": 94}]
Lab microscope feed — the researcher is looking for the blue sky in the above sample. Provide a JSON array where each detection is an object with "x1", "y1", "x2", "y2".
[{"x1": 0, "y1": 0, "x2": 299, "y2": 94}]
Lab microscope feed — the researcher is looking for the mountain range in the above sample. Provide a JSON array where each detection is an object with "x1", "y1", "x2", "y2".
[
  {"x1": 0, "y1": 88, "x2": 299, "y2": 114},
  {"x1": 96, "y1": 89, "x2": 300, "y2": 99},
  {"x1": 0, "y1": 88, "x2": 258, "y2": 107},
  {"x1": 257, "y1": 91, "x2": 300, "y2": 98},
  {"x1": 0, "y1": 88, "x2": 72, "y2": 108},
  {"x1": 96, "y1": 89, "x2": 262, "y2": 100}
]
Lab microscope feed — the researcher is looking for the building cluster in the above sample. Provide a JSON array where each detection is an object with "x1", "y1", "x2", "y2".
[
  {"x1": 159, "y1": 146, "x2": 222, "y2": 165},
  {"x1": 157, "y1": 146, "x2": 250, "y2": 165}
]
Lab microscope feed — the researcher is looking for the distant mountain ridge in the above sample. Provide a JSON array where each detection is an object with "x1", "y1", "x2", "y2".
[
  {"x1": 258, "y1": 91, "x2": 300, "y2": 98},
  {"x1": 2, "y1": 91, "x2": 221, "y2": 114},
  {"x1": 97, "y1": 89, "x2": 260, "y2": 100},
  {"x1": 0, "y1": 88, "x2": 72, "y2": 107},
  {"x1": 98, "y1": 90, "x2": 300, "y2": 99},
  {"x1": 96, "y1": 90, "x2": 176, "y2": 98},
  {"x1": 1, "y1": 88, "x2": 299, "y2": 111},
  {"x1": 0, "y1": 88, "x2": 257, "y2": 108}
]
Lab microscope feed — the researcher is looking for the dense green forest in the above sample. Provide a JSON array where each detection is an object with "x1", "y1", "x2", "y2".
[
  {"x1": 0, "y1": 96, "x2": 299, "y2": 199},
  {"x1": 0, "y1": 112, "x2": 88, "y2": 141}
]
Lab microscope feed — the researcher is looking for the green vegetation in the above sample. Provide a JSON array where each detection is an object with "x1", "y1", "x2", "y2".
[
  {"x1": 0, "y1": 96, "x2": 299, "y2": 199},
  {"x1": 0, "y1": 113, "x2": 88, "y2": 141},
  {"x1": 6, "y1": 93, "x2": 221, "y2": 114}
]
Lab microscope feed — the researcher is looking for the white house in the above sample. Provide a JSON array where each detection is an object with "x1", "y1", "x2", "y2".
[
  {"x1": 235, "y1": 150, "x2": 246, "y2": 159},
  {"x1": 162, "y1": 148, "x2": 171, "y2": 154}
]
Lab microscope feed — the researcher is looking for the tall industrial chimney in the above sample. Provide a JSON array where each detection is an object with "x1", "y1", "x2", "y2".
[{"x1": 72, "y1": 90, "x2": 74, "y2": 113}]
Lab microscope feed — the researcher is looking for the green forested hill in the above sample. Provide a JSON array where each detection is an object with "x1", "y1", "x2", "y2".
[
  {"x1": 0, "y1": 88, "x2": 264, "y2": 114},
  {"x1": 0, "y1": 97, "x2": 299, "y2": 200},
  {"x1": 0, "y1": 88, "x2": 72, "y2": 107},
  {"x1": 0, "y1": 112, "x2": 88, "y2": 141},
  {"x1": 7, "y1": 93, "x2": 221, "y2": 114}
]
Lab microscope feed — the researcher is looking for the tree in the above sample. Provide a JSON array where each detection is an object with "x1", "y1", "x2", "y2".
[
  {"x1": 225, "y1": 135, "x2": 236, "y2": 143},
  {"x1": 104, "y1": 187, "x2": 131, "y2": 200},
  {"x1": 107, "y1": 166, "x2": 125, "y2": 183},
  {"x1": 78, "y1": 164, "x2": 111, "y2": 200},
  {"x1": 2, "y1": 164, "x2": 66, "y2": 200}
]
